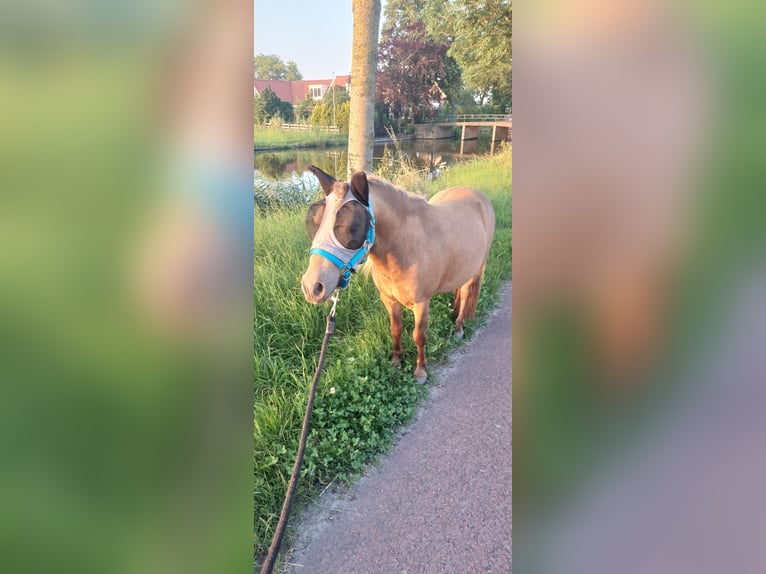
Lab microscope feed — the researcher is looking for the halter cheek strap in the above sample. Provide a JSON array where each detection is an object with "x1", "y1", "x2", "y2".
[{"x1": 309, "y1": 202, "x2": 375, "y2": 289}]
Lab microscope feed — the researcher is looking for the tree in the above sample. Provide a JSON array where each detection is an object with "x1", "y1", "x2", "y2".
[
  {"x1": 253, "y1": 94, "x2": 267, "y2": 124},
  {"x1": 377, "y1": 20, "x2": 462, "y2": 124},
  {"x1": 259, "y1": 86, "x2": 282, "y2": 117},
  {"x1": 324, "y1": 85, "x2": 350, "y2": 107},
  {"x1": 285, "y1": 61, "x2": 303, "y2": 81},
  {"x1": 310, "y1": 86, "x2": 351, "y2": 128},
  {"x1": 253, "y1": 53, "x2": 303, "y2": 80},
  {"x1": 254, "y1": 86, "x2": 294, "y2": 123},
  {"x1": 294, "y1": 95, "x2": 315, "y2": 122},
  {"x1": 309, "y1": 100, "x2": 351, "y2": 132},
  {"x1": 276, "y1": 100, "x2": 294, "y2": 122},
  {"x1": 308, "y1": 86, "x2": 352, "y2": 132},
  {"x1": 425, "y1": 0, "x2": 512, "y2": 107},
  {"x1": 348, "y1": 0, "x2": 382, "y2": 176},
  {"x1": 382, "y1": 0, "x2": 426, "y2": 32}
]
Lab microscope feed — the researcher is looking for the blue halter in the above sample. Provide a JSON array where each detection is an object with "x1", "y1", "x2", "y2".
[{"x1": 309, "y1": 200, "x2": 375, "y2": 289}]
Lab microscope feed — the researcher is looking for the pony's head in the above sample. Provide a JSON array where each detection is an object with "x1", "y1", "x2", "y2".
[{"x1": 301, "y1": 166, "x2": 374, "y2": 304}]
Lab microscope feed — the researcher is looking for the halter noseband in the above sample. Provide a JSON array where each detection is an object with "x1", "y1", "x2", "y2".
[{"x1": 309, "y1": 199, "x2": 375, "y2": 289}]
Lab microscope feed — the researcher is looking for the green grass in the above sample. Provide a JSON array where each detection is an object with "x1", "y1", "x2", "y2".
[
  {"x1": 254, "y1": 125, "x2": 347, "y2": 151},
  {"x1": 253, "y1": 146, "x2": 512, "y2": 562}
]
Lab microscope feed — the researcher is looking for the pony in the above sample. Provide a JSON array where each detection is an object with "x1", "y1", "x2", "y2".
[{"x1": 301, "y1": 165, "x2": 495, "y2": 383}]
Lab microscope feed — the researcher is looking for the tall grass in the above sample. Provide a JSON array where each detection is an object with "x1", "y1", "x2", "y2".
[
  {"x1": 254, "y1": 146, "x2": 512, "y2": 562},
  {"x1": 254, "y1": 124, "x2": 347, "y2": 151},
  {"x1": 375, "y1": 132, "x2": 435, "y2": 196},
  {"x1": 253, "y1": 171, "x2": 318, "y2": 214}
]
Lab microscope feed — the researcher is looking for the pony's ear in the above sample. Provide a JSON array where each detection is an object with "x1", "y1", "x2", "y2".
[
  {"x1": 307, "y1": 165, "x2": 336, "y2": 196},
  {"x1": 350, "y1": 171, "x2": 369, "y2": 206}
]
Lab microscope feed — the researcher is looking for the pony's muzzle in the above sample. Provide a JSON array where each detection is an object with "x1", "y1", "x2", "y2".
[
  {"x1": 302, "y1": 253, "x2": 343, "y2": 304},
  {"x1": 301, "y1": 270, "x2": 332, "y2": 304}
]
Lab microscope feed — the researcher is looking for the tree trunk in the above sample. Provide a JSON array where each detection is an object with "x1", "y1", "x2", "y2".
[{"x1": 348, "y1": 0, "x2": 382, "y2": 177}]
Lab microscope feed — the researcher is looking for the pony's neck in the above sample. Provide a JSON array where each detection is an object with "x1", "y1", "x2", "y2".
[{"x1": 368, "y1": 178, "x2": 427, "y2": 268}]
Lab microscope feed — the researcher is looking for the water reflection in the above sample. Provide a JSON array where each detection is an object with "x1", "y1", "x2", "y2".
[{"x1": 254, "y1": 138, "x2": 493, "y2": 180}]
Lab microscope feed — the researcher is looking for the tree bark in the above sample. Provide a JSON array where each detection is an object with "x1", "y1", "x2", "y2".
[{"x1": 348, "y1": 0, "x2": 382, "y2": 177}]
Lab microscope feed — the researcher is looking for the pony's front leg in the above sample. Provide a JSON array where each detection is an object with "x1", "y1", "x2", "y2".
[
  {"x1": 381, "y1": 295, "x2": 404, "y2": 368},
  {"x1": 413, "y1": 300, "x2": 431, "y2": 383}
]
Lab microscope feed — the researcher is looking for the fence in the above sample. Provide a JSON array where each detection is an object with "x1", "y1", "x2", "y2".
[
  {"x1": 452, "y1": 113, "x2": 512, "y2": 122},
  {"x1": 264, "y1": 121, "x2": 340, "y2": 133}
]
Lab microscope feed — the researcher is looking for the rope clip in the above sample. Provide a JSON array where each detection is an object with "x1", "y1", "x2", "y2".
[{"x1": 326, "y1": 289, "x2": 340, "y2": 334}]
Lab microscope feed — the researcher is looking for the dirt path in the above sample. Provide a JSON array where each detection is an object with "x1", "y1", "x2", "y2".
[{"x1": 282, "y1": 281, "x2": 512, "y2": 574}]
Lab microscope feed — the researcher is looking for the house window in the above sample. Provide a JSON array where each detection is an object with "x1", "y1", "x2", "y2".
[{"x1": 309, "y1": 86, "x2": 324, "y2": 100}]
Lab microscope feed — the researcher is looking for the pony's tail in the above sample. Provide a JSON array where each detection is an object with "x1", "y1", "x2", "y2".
[
  {"x1": 452, "y1": 288, "x2": 462, "y2": 319},
  {"x1": 462, "y1": 275, "x2": 483, "y2": 321},
  {"x1": 453, "y1": 271, "x2": 484, "y2": 322}
]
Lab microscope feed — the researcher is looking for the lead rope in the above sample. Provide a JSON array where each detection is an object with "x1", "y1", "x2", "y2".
[{"x1": 259, "y1": 290, "x2": 340, "y2": 574}]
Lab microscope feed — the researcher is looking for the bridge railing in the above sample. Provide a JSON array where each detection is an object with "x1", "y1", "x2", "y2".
[
  {"x1": 453, "y1": 113, "x2": 511, "y2": 122},
  {"x1": 428, "y1": 113, "x2": 511, "y2": 124}
]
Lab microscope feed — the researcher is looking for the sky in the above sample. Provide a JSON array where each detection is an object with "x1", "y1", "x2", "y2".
[{"x1": 254, "y1": 0, "x2": 386, "y2": 80}]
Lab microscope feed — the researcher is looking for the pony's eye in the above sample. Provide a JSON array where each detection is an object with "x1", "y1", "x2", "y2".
[
  {"x1": 305, "y1": 199, "x2": 326, "y2": 240},
  {"x1": 334, "y1": 202, "x2": 370, "y2": 250}
]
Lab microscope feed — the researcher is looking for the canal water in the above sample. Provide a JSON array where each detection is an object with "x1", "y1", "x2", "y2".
[{"x1": 254, "y1": 137, "x2": 493, "y2": 180}]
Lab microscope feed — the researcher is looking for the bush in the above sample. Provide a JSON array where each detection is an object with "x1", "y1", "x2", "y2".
[
  {"x1": 254, "y1": 85, "x2": 294, "y2": 124},
  {"x1": 309, "y1": 100, "x2": 350, "y2": 132}
]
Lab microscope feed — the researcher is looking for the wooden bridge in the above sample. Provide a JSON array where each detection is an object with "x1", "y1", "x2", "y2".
[{"x1": 414, "y1": 114, "x2": 512, "y2": 153}]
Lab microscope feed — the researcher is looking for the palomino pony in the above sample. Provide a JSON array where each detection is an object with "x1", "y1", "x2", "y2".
[{"x1": 301, "y1": 165, "x2": 495, "y2": 382}]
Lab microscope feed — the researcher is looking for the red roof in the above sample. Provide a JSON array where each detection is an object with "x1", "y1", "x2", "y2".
[
  {"x1": 253, "y1": 79, "x2": 294, "y2": 103},
  {"x1": 254, "y1": 75, "x2": 351, "y2": 105}
]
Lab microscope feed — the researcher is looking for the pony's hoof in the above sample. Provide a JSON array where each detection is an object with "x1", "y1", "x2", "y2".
[
  {"x1": 454, "y1": 330, "x2": 464, "y2": 340},
  {"x1": 391, "y1": 356, "x2": 402, "y2": 368},
  {"x1": 414, "y1": 368, "x2": 427, "y2": 384}
]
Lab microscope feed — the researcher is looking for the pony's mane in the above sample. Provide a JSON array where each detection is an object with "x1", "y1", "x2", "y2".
[{"x1": 367, "y1": 175, "x2": 427, "y2": 208}]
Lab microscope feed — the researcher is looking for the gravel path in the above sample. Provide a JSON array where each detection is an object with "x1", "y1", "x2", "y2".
[{"x1": 282, "y1": 281, "x2": 512, "y2": 574}]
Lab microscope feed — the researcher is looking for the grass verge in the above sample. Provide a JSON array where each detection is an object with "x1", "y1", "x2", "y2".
[
  {"x1": 254, "y1": 125, "x2": 347, "y2": 151},
  {"x1": 254, "y1": 145, "x2": 512, "y2": 563}
]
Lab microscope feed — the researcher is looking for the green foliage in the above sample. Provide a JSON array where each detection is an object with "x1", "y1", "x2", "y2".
[
  {"x1": 425, "y1": 0, "x2": 512, "y2": 107},
  {"x1": 374, "y1": 103, "x2": 397, "y2": 136},
  {"x1": 294, "y1": 96, "x2": 315, "y2": 122},
  {"x1": 383, "y1": 0, "x2": 426, "y2": 29},
  {"x1": 254, "y1": 86, "x2": 294, "y2": 123},
  {"x1": 377, "y1": 18, "x2": 461, "y2": 123},
  {"x1": 308, "y1": 104, "x2": 329, "y2": 127},
  {"x1": 317, "y1": 101, "x2": 350, "y2": 132},
  {"x1": 254, "y1": 53, "x2": 303, "y2": 80},
  {"x1": 444, "y1": 88, "x2": 487, "y2": 115},
  {"x1": 324, "y1": 85, "x2": 350, "y2": 106},
  {"x1": 285, "y1": 61, "x2": 303, "y2": 81},
  {"x1": 305, "y1": 358, "x2": 424, "y2": 479},
  {"x1": 277, "y1": 100, "x2": 294, "y2": 122},
  {"x1": 254, "y1": 147, "x2": 512, "y2": 559},
  {"x1": 376, "y1": 0, "x2": 511, "y2": 123},
  {"x1": 253, "y1": 94, "x2": 267, "y2": 124},
  {"x1": 309, "y1": 91, "x2": 351, "y2": 132}
]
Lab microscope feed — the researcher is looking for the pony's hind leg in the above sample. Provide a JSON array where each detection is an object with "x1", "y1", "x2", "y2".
[
  {"x1": 381, "y1": 295, "x2": 404, "y2": 367},
  {"x1": 413, "y1": 300, "x2": 431, "y2": 383},
  {"x1": 454, "y1": 266, "x2": 485, "y2": 339}
]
